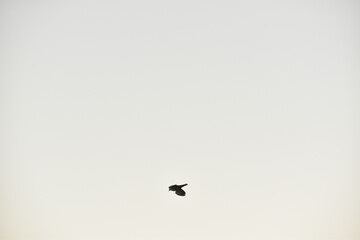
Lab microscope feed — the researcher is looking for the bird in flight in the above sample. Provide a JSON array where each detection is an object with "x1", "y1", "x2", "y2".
[{"x1": 168, "y1": 184, "x2": 188, "y2": 196}]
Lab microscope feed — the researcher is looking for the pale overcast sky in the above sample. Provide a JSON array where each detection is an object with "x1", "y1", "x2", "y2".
[{"x1": 1, "y1": 1, "x2": 359, "y2": 240}]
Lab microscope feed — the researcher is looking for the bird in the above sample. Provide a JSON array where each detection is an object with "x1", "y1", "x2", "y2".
[{"x1": 168, "y1": 184, "x2": 188, "y2": 196}]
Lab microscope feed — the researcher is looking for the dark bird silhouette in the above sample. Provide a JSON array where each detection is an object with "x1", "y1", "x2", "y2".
[{"x1": 168, "y1": 184, "x2": 188, "y2": 196}]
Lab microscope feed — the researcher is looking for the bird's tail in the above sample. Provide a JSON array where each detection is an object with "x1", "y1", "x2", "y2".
[{"x1": 179, "y1": 184, "x2": 188, "y2": 188}]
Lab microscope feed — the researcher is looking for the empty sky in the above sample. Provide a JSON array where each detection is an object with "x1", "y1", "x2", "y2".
[{"x1": 1, "y1": 0, "x2": 360, "y2": 240}]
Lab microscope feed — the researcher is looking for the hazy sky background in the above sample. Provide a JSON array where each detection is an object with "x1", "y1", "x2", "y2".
[{"x1": 1, "y1": 0, "x2": 359, "y2": 240}]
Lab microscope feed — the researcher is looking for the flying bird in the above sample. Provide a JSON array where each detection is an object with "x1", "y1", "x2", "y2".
[{"x1": 168, "y1": 184, "x2": 188, "y2": 196}]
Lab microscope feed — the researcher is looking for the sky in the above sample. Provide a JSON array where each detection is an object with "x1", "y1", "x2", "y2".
[{"x1": 0, "y1": 0, "x2": 359, "y2": 240}]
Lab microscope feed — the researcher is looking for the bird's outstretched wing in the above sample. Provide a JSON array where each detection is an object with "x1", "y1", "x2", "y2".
[{"x1": 176, "y1": 189, "x2": 186, "y2": 196}]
